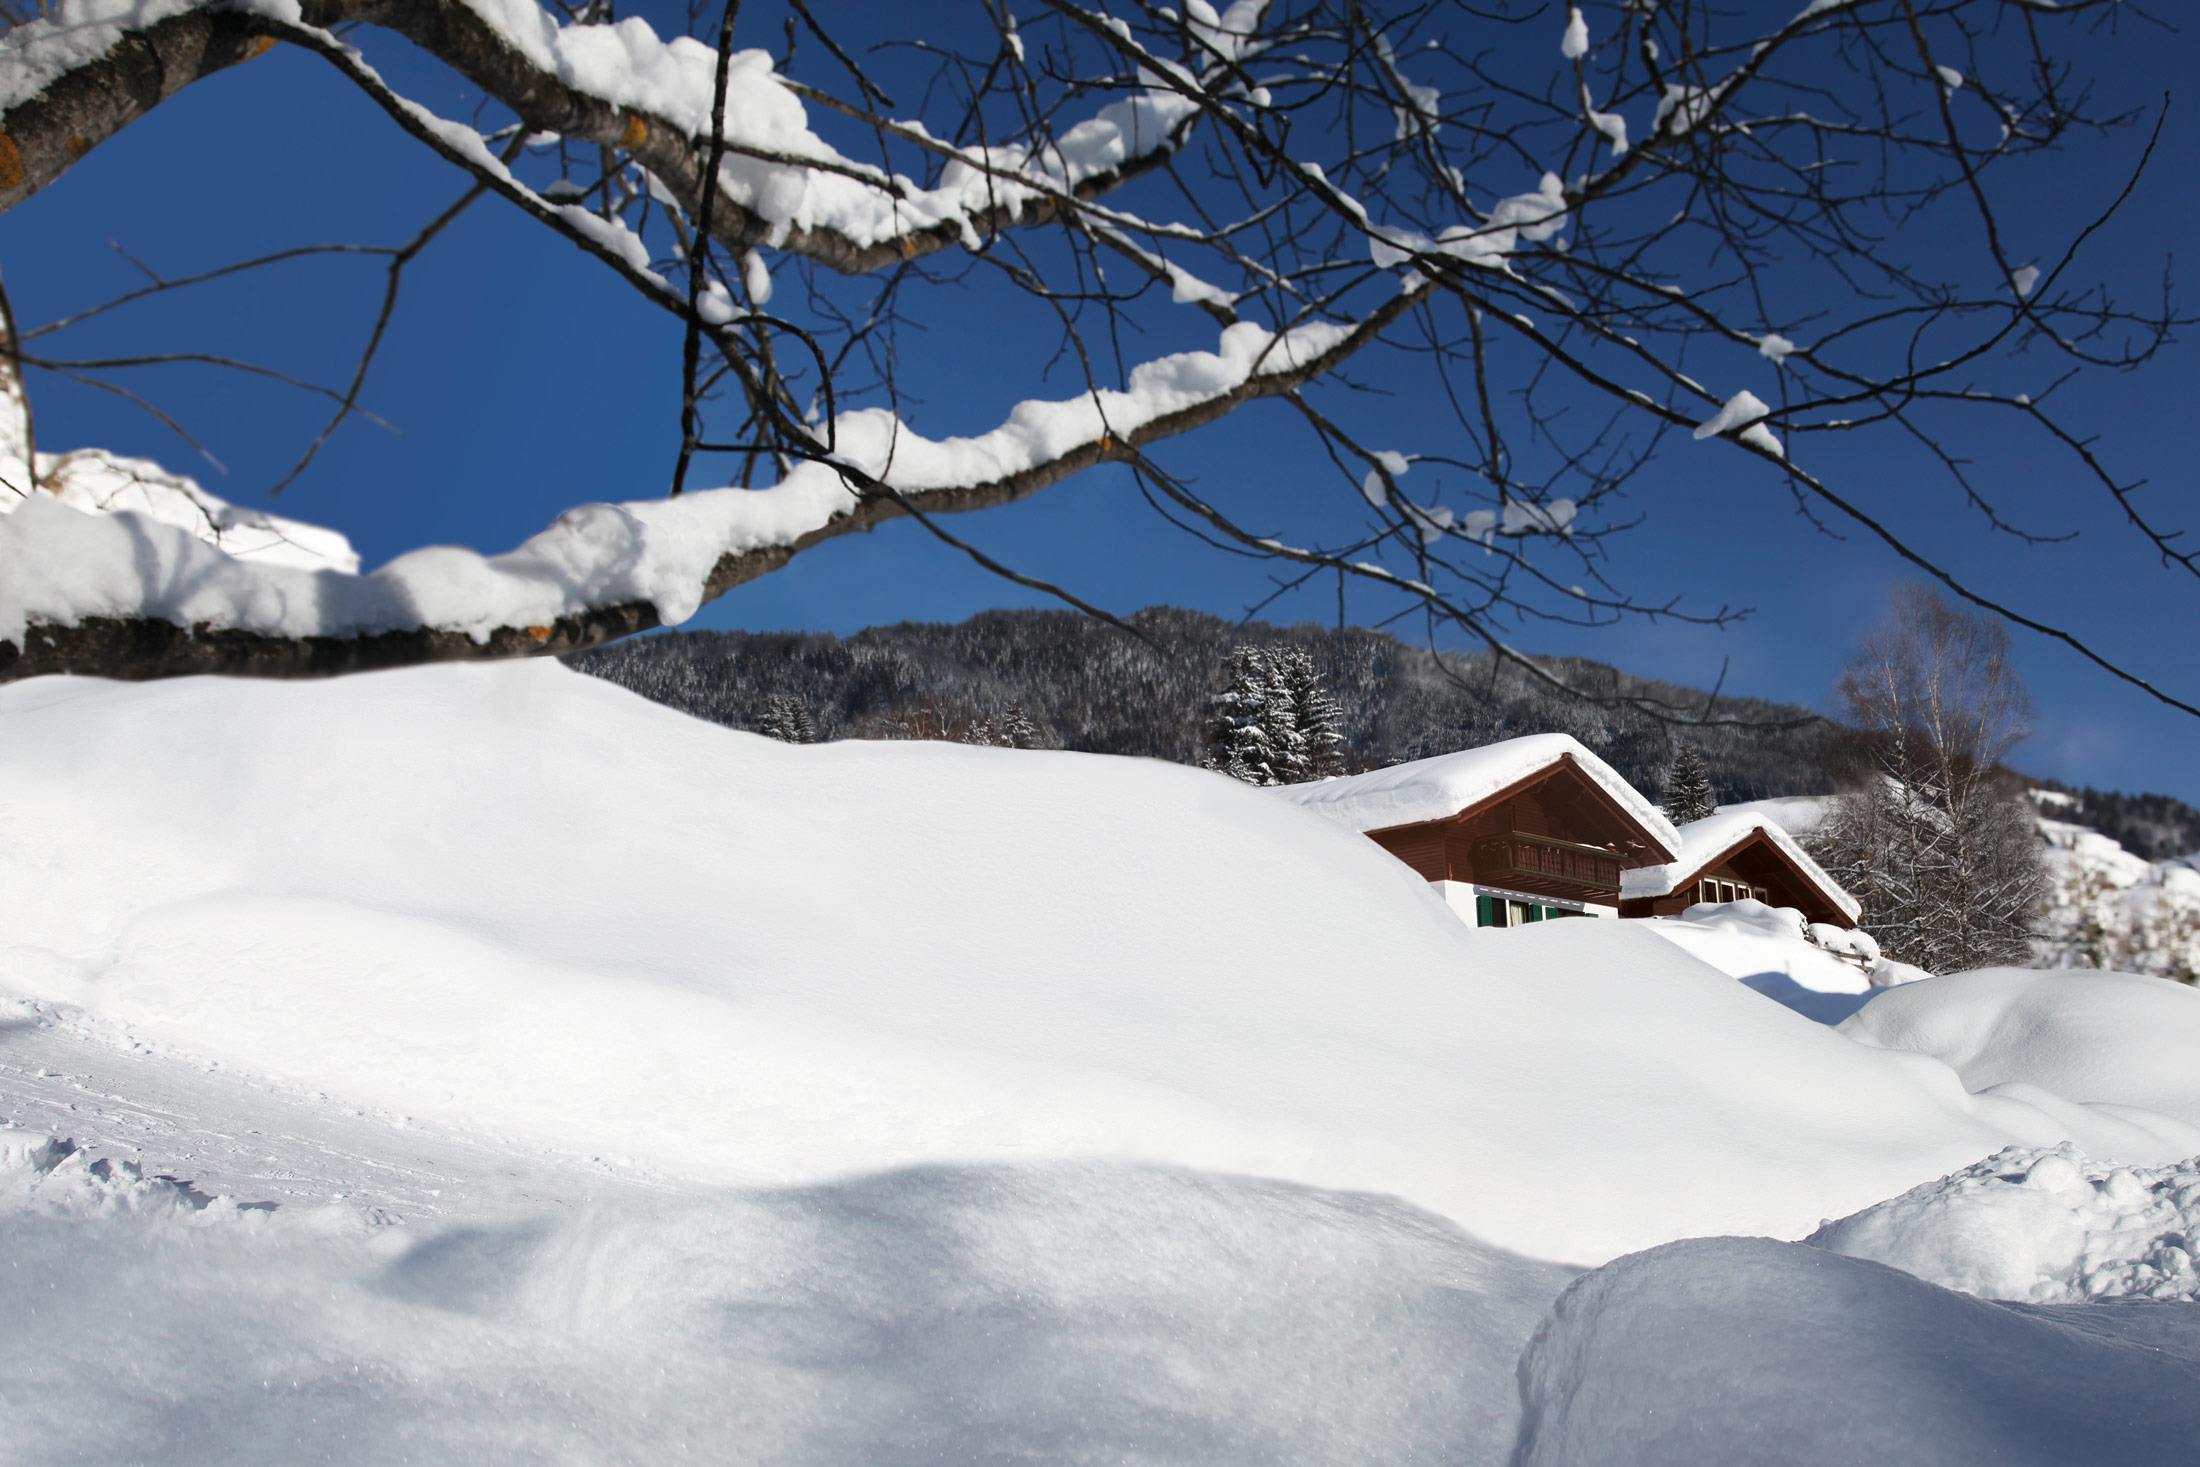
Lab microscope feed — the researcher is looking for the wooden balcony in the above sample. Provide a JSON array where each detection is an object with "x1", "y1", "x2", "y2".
[{"x1": 1470, "y1": 832, "x2": 1623, "y2": 893}]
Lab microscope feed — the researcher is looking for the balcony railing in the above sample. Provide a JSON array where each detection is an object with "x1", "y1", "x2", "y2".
[{"x1": 1472, "y1": 832, "x2": 1623, "y2": 892}]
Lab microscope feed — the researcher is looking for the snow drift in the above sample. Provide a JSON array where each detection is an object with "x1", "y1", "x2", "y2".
[
  {"x1": 0, "y1": 1138, "x2": 1574, "y2": 1467},
  {"x1": 1637, "y1": 899, "x2": 1932, "y2": 1026},
  {"x1": 1841, "y1": 967, "x2": 2200, "y2": 1132},
  {"x1": 1513, "y1": 1236, "x2": 2200, "y2": 1467},
  {"x1": 1, "y1": 661, "x2": 2194, "y2": 1267},
  {"x1": 3, "y1": 662, "x2": 2198, "y2": 1463}
]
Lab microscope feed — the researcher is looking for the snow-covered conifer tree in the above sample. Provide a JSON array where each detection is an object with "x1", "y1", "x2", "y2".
[
  {"x1": 1207, "y1": 648, "x2": 1279, "y2": 785},
  {"x1": 996, "y1": 705, "x2": 1043, "y2": 750},
  {"x1": 1257, "y1": 661, "x2": 1308, "y2": 785},
  {"x1": 1267, "y1": 649, "x2": 1344, "y2": 783},
  {"x1": 1663, "y1": 744, "x2": 1716, "y2": 823},
  {"x1": 756, "y1": 695, "x2": 815, "y2": 744}
]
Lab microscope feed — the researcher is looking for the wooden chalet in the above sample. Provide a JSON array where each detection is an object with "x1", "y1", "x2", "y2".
[
  {"x1": 1276, "y1": 735, "x2": 1681, "y2": 927},
  {"x1": 1617, "y1": 811, "x2": 1861, "y2": 929}
]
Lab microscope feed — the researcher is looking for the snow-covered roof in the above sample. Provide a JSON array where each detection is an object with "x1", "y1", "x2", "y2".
[
  {"x1": 1619, "y1": 810, "x2": 1861, "y2": 922},
  {"x1": 1715, "y1": 795, "x2": 1833, "y2": 837},
  {"x1": 1273, "y1": 733, "x2": 1681, "y2": 857}
]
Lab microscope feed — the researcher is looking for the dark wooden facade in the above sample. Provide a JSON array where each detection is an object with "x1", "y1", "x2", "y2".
[
  {"x1": 1364, "y1": 757, "x2": 1672, "y2": 906},
  {"x1": 1615, "y1": 829, "x2": 1857, "y2": 929}
]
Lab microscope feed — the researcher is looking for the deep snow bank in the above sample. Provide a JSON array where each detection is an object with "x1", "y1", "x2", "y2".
[
  {"x1": 0, "y1": 1135, "x2": 1572, "y2": 1467},
  {"x1": 1841, "y1": 968, "x2": 2200, "y2": 1132},
  {"x1": 1512, "y1": 1236, "x2": 2200, "y2": 1467},
  {"x1": 0, "y1": 662, "x2": 2191, "y2": 1264}
]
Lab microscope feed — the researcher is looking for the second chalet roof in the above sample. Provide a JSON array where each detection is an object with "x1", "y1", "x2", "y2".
[
  {"x1": 1619, "y1": 809, "x2": 1863, "y2": 922},
  {"x1": 1274, "y1": 733, "x2": 1682, "y2": 854}
]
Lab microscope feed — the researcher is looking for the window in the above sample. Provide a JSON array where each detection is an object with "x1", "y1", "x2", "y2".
[
  {"x1": 1477, "y1": 896, "x2": 1527, "y2": 928},
  {"x1": 1476, "y1": 896, "x2": 1568, "y2": 927}
]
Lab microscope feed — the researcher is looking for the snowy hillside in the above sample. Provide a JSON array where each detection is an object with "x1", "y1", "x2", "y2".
[
  {"x1": 2, "y1": 663, "x2": 2198, "y2": 1461},
  {"x1": 2033, "y1": 808, "x2": 2200, "y2": 983}
]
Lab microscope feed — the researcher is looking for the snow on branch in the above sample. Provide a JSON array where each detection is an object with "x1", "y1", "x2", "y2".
[
  {"x1": 1693, "y1": 390, "x2": 1784, "y2": 458},
  {"x1": 0, "y1": 0, "x2": 1208, "y2": 276},
  {"x1": 0, "y1": 0, "x2": 2181, "y2": 721},
  {"x1": 426, "y1": 0, "x2": 1219, "y2": 272},
  {"x1": 0, "y1": 0, "x2": 296, "y2": 213},
  {"x1": 0, "y1": 302, "x2": 1423, "y2": 681}
]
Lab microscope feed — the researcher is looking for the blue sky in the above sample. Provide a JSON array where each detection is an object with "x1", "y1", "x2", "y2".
[{"x1": 2, "y1": 3, "x2": 2193, "y2": 799}]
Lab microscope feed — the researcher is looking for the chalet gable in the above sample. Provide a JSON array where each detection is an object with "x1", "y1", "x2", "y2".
[
  {"x1": 1278, "y1": 735, "x2": 1680, "y2": 850},
  {"x1": 1617, "y1": 811, "x2": 1861, "y2": 929},
  {"x1": 1276, "y1": 736, "x2": 1680, "y2": 921}
]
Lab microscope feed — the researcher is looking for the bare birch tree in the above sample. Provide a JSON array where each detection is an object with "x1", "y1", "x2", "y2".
[
  {"x1": 0, "y1": 0, "x2": 2183, "y2": 726},
  {"x1": 1809, "y1": 582, "x2": 2046, "y2": 972}
]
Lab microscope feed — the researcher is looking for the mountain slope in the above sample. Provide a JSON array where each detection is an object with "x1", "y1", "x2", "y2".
[{"x1": 567, "y1": 606, "x2": 1836, "y2": 803}]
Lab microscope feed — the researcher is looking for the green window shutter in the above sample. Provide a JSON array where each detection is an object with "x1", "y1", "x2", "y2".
[
  {"x1": 1524, "y1": 904, "x2": 1545, "y2": 923},
  {"x1": 1476, "y1": 895, "x2": 1496, "y2": 927}
]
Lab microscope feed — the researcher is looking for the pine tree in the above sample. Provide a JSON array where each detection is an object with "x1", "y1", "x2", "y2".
[
  {"x1": 996, "y1": 704, "x2": 1043, "y2": 750},
  {"x1": 756, "y1": 694, "x2": 815, "y2": 744},
  {"x1": 1266, "y1": 648, "x2": 1344, "y2": 783},
  {"x1": 1206, "y1": 647, "x2": 1278, "y2": 785},
  {"x1": 1257, "y1": 657, "x2": 1307, "y2": 784},
  {"x1": 1664, "y1": 743, "x2": 1716, "y2": 822}
]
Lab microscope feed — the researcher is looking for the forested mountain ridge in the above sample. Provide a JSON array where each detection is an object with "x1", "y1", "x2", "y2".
[{"x1": 566, "y1": 606, "x2": 1838, "y2": 806}]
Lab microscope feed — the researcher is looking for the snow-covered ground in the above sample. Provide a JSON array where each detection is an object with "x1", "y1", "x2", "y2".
[
  {"x1": 1634, "y1": 899, "x2": 1914, "y2": 1024},
  {"x1": 0, "y1": 1037, "x2": 1573, "y2": 1467},
  {"x1": 2, "y1": 663, "x2": 2195, "y2": 1461},
  {"x1": 1513, "y1": 1234, "x2": 2200, "y2": 1466}
]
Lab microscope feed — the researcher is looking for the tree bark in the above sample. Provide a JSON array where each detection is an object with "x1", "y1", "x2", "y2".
[{"x1": 0, "y1": 5, "x2": 310, "y2": 214}]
